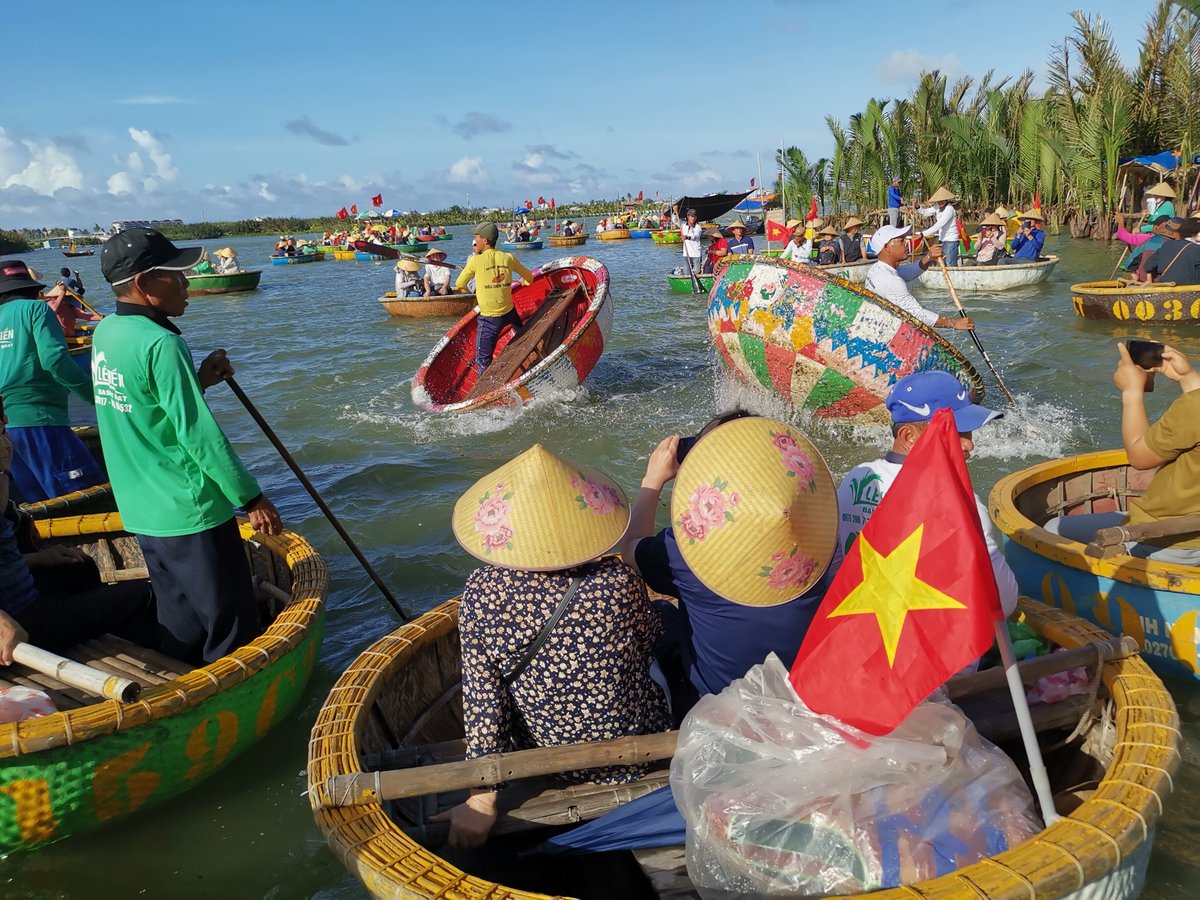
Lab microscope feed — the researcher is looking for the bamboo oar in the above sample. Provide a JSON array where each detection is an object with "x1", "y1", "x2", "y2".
[
  {"x1": 937, "y1": 257, "x2": 1017, "y2": 404},
  {"x1": 1086, "y1": 513, "x2": 1200, "y2": 558},
  {"x1": 225, "y1": 377, "x2": 407, "y2": 619},
  {"x1": 13, "y1": 643, "x2": 141, "y2": 702},
  {"x1": 1108, "y1": 245, "x2": 1131, "y2": 280},
  {"x1": 398, "y1": 252, "x2": 458, "y2": 270},
  {"x1": 683, "y1": 249, "x2": 703, "y2": 294},
  {"x1": 66, "y1": 288, "x2": 103, "y2": 319}
]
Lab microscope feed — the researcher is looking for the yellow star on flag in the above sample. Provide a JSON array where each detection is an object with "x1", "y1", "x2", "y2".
[{"x1": 828, "y1": 525, "x2": 966, "y2": 667}]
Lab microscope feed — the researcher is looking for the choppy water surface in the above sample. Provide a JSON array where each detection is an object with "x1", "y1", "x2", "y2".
[{"x1": 6, "y1": 227, "x2": 1198, "y2": 897}]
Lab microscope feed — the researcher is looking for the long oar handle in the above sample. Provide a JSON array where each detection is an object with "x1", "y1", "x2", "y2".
[
  {"x1": 13, "y1": 642, "x2": 140, "y2": 702},
  {"x1": 1108, "y1": 245, "x2": 1130, "y2": 281},
  {"x1": 937, "y1": 258, "x2": 1016, "y2": 404},
  {"x1": 226, "y1": 377, "x2": 408, "y2": 619},
  {"x1": 683, "y1": 250, "x2": 703, "y2": 294}
]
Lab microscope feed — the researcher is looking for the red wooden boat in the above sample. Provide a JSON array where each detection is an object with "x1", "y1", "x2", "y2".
[
  {"x1": 416, "y1": 234, "x2": 440, "y2": 242},
  {"x1": 411, "y1": 256, "x2": 611, "y2": 413}
]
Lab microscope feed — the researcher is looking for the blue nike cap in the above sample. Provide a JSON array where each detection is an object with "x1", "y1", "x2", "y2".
[{"x1": 886, "y1": 371, "x2": 1001, "y2": 431}]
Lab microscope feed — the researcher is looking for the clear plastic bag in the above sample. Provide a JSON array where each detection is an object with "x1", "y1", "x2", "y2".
[
  {"x1": 0, "y1": 685, "x2": 57, "y2": 724},
  {"x1": 670, "y1": 655, "x2": 1042, "y2": 897}
]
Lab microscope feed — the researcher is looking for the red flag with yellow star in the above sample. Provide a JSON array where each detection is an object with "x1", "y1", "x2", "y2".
[{"x1": 789, "y1": 408, "x2": 1002, "y2": 734}]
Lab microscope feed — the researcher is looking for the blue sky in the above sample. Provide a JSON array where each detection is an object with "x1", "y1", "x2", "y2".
[{"x1": 2, "y1": 1, "x2": 1150, "y2": 227}]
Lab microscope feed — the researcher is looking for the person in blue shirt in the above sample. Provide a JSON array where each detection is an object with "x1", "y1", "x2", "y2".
[
  {"x1": 887, "y1": 177, "x2": 904, "y2": 227},
  {"x1": 725, "y1": 221, "x2": 755, "y2": 255},
  {"x1": 1002, "y1": 208, "x2": 1046, "y2": 262}
]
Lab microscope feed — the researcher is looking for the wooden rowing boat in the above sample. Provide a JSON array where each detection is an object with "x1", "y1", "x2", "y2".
[
  {"x1": 1070, "y1": 280, "x2": 1200, "y2": 324},
  {"x1": 61, "y1": 250, "x2": 95, "y2": 258},
  {"x1": 667, "y1": 272, "x2": 714, "y2": 294},
  {"x1": 411, "y1": 256, "x2": 611, "y2": 414},
  {"x1": 307, "y1": 595, "x2": 1178, "y2": 899},
  {"x1": 270, "y1": 253, "x2": 325, "y2": 265},
  {"x1": 185, "y1": 270, "x2": 263, "y2": 295},
  {"x1": 0, "y1": 512, "x2": 327, "y2": 853},
  {"x1": 548, "y1": 234, "x2": 588, "y2": 247},
  {"x1": 351, "y1": 241, "x2": 428, "y2": 260},
  {"x1": 499, "y1": 240, "x2": 544, "y2": 251},
  {"x1": 817, "y1": 258, "x2": 872, "y2": 284},
  {"x1": 17, "y1": 426, "x2": 114, "y2": 520},
  {"x1": 709, "y1": 254, "x2": 985, "y2": 424},
  {"x1": 990, "y1": 448, "x2": 1200, "y2": 680},
  {"x1": 597, "y1": 229, "x2": 631, "y2": 241},
  {"x1": 377, "y1": 292, "x2": 476, "y2": 318},
  {"x1": 651, "y1": 231, "x2": 682, "y2": 245},
  {"x1": 916, "y1": 256, "x2": 1059, "y2": 292}
]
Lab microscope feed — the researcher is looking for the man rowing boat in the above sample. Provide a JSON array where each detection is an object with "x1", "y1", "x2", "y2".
[{"x1": 864, "y1": 225, "x2": 974, "y2": 332}]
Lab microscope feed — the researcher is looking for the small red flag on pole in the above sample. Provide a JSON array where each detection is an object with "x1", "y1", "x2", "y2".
[
  {"x1": 1033, "y1": 191, "x2": 1042, "y2": 211},
  {"x1": 637, "y1": 189, "x2": 644, "y2": 201},
  {"x1": 750, "y1": 177, "x2": 756, "y2": 189},
  {"x1": 550, "y1": 197, "x2": 555, "y2": 209},
  {"x1": 350, "y1": 204, "x2": 358, "y2": 216},
  {"x1": 765, "y1": 219, "x2": 793, "y2": 244},
  {"x1": 371, "y1": 194, "x2": 383, "y2": 207},
  {"x1": 957, "y1": 219, "x2": 973, "y2": 253},
  {"x1": 806, "y1": 197, "x2": 818, "y2": 222},
  {"x1": 789, "y1": 408, "x2": 1002, "y2": 735},
  {"x1": 336, "y1": 207, "x2": 349, "y2": 220}
]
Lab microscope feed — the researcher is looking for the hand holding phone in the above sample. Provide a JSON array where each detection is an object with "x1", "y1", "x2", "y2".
[{"x1": 1126, "y1": 339, "x2": 1165, "y2": 369}]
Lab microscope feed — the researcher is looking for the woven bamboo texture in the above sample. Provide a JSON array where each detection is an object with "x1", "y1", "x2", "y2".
[
  {"x1": 378, "y1": 295, "x2": 477, "y2": 319},
  {"x1": 308, "y1": 596, "x2": 1178, "y2": 899},
  {"x1": 0, "y1": 512, "x2": 328, "y2": 852},
  {"x1": 1070, "y1": 280, "x2": 1200, "y2": 323}
]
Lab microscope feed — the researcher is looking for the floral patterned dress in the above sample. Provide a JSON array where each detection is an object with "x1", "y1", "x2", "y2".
[{"x1": 458, "y1": 556, "x2": 670, "y2": 784}]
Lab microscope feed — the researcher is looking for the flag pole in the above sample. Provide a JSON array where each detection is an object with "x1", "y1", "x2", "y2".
[
  {"x1": 757, "y1": 151, "x2": 769, "y2": 252},
  {"x1": 994, "y1": 620, "x2": 1060, "y2": 826}
]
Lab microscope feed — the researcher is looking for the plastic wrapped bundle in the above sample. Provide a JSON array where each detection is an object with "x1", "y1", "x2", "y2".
[{"x1": 671, "y1": 655, "x2": 1042, "y2": 897}]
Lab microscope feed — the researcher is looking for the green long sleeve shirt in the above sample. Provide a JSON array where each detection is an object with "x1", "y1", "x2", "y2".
[
  {"x1": 91, "y1": 311, "x2": 261, "y2": 537},
  {"x1": 0, "y1": 297, "x2": 93, "y2": 427}
]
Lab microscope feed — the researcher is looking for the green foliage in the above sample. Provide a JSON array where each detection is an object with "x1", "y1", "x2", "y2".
[{"x1": 0, "y1": 229, "x2": 32, "y2": 254}]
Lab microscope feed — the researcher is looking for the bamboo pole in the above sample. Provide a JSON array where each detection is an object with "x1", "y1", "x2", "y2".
[
  {"x1": 937, "y1": 255, "x2": 1017, "y2": 404},
  {"x1": 12, "y1": 643, "x2": 141, "y2": 702},
  {"x1": 1085, "y1": 514, "x2": 1200, "y2": 558}
]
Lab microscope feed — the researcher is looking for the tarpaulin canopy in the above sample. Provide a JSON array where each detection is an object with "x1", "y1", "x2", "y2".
[
  {"x1": 1117, "y1": 151, "x2": 1200, "y2": 174},
  {"x1": 543, "y1": 786, "x2": 684, "y2": 854},
  {"x1": 732, "y1": 192, "x2": 778, "y2": 212},
  {"x1": 356, "y1": 209, "x2": 381, "y2": 218},
  {"x1": 673, "y1": 190, "x2": 754, "y2": 222},
  {"x1": 383, "y1": 208, "x2": 403, "y2": 217}
]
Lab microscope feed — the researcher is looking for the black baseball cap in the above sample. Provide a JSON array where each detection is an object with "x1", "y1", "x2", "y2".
[
  {"x1": 0, "y1": 260, "x2": 46, "y2": 296},
  {"x1": 101, "y1": 228, "x2": 204, "y2": 286}
]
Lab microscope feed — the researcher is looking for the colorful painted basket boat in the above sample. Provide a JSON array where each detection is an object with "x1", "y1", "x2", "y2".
[
  {"x1": 499, "y1": 240, "x2": 544, "y2": 251},
  {"x1": 708, "y1": 254, "x2": 984, "y2": 424},
  {"x1": 916, "y1": 256, "x2": 1058, "y2": 292},
  {"x1": 184, "y1": 270, "x2": 263, "y2": 295},
  {"x1": 651, "y1": 231, "x2": 683, "y2": 245},
  {"x1": 667, "y1": 273, "x2": 715, "y2": 294},
  {"x1": 411, "y1": 256, "x2": 611, "y2": 414},
  {"x1": 990, "y1": 448, "x2": 1200, "y2": 680},
  {"x1": 308, "y1": 596, "x2": 1178, "y2": 899},
  {"x1": 1070, "y1": 280, "x2": 1200, "y2": 324},
  {"x1": 377, "y1": 293, "x2": 476, "y2": 318},
  {"x1": 270, "y1": 253, "x2": 325, "y2": 265},
  {"x1": 629, "y1": 228, "x2": 654, "y2": 238},
  {"x1": 548, "y1": 234, "x2": 588, "y2": 247},
  {"x1": 0, "y1": 513, "x2": 327, "y2": 853},
  {"x1": 18, "y1": 426, "x2": 114, "y2": 520}
]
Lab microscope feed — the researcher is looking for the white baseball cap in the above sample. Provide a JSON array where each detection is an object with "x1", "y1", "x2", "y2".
[{"x1": 872, "y1": 224, "x2": 913, "y2": 247}]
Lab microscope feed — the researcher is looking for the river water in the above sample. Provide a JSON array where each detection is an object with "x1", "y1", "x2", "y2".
[{"x1": 5, "y1": 227, "x2": 1197, "y2": 897}]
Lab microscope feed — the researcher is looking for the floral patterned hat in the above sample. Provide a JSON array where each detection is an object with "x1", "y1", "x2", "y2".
[
  {"x1": 670, "y1": 417, "x2": 837, "y2": 607},
  {"x1": 452, "y1": 445, "x2": 630, "y2": 571}
]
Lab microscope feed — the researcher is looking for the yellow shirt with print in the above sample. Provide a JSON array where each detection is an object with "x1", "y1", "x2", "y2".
[
  {"x1": 1130, "y1": 389, "x2": 1200, "y2": 548},
  {"x1": 455, "y1": 248, "x2": 534, "y2": 317}
]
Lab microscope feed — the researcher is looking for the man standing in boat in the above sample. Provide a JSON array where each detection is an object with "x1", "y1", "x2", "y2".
[
  {"x1": 454, "y1": 223, "x2": 534, "y2": 373},
  {"x1": 918, "y1": 186, "x2": 961, "y2": 266},
  {"x1": 887, "y1": 176, "x2": 904, "y2": 228},
  {"x1": 864, "y1": 225, "x2": 974, "y2": 331},
  {"x1": 94, "y1": 228, "x2": 282, "y2": 665},
  {"x1": 680, "y1": 208, "x2": 703, "y2": 276}
]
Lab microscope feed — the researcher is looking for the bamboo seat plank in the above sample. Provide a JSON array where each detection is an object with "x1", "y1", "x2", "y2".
[
  {"x1": 65, "y1": 644, "x2": 165, "y2": 687},
  {"x1": 84, "y1": 637, "x2": 186, "y2": 682},
  {"x1": 98, "y1": 635, "x2": 193, "y2": 677},
  {"x1": 6, "y1": 671, "x2": 91, "y2": 710}
]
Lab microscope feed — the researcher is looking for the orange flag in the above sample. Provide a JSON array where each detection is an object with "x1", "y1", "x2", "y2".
[{"x1": 789, "y1": 408, "x2": 1002, "y2": 734}]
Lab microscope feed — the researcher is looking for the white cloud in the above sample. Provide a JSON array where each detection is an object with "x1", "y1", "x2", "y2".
[
  {"x1": 522, "y1": 151, "x2": 544, "y2": 169},
  {"x1": 128, "y1": 128, "x2": 177, "y2": 186},
  {"x1": 447, "y1": 155, "x2": 488, "y2": 184},
  {"x1": 0, "y1": 127, "x2": 84, "y2": 195},
  {"x1": 106, "y1": 171, "x2": 136, "y2": 195},
  {"x1": 876, "y1": 50, "x2": 964, "y2": 84},
  {"x1": 258, "y1": 181, "x2": 277, "y2": 202}
]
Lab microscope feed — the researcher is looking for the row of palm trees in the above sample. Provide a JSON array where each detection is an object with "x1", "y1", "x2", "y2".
[{"x1": 777, "y1": 2, "x2": 1200, "y2": 239}]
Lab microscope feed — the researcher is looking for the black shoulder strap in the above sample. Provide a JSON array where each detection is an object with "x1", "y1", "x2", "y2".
[{"x1": 501, "y1": 575, "x2": 585, "y2": 686}]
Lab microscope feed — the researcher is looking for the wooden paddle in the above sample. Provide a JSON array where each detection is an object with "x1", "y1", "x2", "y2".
[
  {"x1": 936, "y1": 254, "x2": 1017, "y2": 404},
  {"x1": 1085, "y1": 513, "x2": 1200, "y2": 558},
  {"x1": 1108, "y1": 246, "x2": 1130, "y2": 280},
  {"x1": 682, "y1": 239, "x2": 703, "y2": 294},
  {"x1": 400, "y1": 252, "x2": 458, "y2": 270},
  {"x1": 225, "y1": 377, "x2": 407, "y2": 619}
]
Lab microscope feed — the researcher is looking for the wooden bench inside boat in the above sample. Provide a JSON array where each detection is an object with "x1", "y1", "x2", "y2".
[{"x1": 467, "y1": 285, "x2": 583, "y2": 399}]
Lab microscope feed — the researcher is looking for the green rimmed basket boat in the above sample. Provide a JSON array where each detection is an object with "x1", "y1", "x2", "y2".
[
  {"x1": 0, "y1": 512, "x2": 327, "y2": 853},
  {"x1": 667, "y1": 272, "x2": 715, "y2": 294},
  {"x1": 307, "y1": 596, "x2": 1179, "y2": 898},
  {"x1": 185, "y1": 270, "x2": 263, "y2": 295}
]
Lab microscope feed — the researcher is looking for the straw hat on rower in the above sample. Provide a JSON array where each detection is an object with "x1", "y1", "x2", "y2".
[
  {"x1": 452, "y1": 445, "x2": 629, "y2": 571},
  {"x1": 728, "y1": 220, "x2": 747, "y2": 231},
  {"x1": 817, "y1": 224, "x2": 838, "y2": 237},
  {"x1": 670, "y1": 417, "x2": 836, "y2": 607},
  {"x1": 927, "y1": 186, "x2": 956, "y2": 204},
  {"x1": 978, "y1": 212, "x2": 1006, "y2": 228},
  {"x1": 1019, "y1": 208, "x2": 1045, "y2": 222},
  {"x1": 1146, "y1": 182, "x2": 1176, "y2": 199},
  {"x1": 213, "y1": 247, "x2": 236, "y2": 259},
  {"x1": 425, "y1": 245, "x2": 448, "y2": 259},
  {"x1": 396, "y1": 259, "x2": 421, "y2": 273}
]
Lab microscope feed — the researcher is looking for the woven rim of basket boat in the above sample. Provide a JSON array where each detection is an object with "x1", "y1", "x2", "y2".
[
  {"x1": 943, "y1": 255, "x2": 1058, "y2": 273},
  {"x1": 713, "y1": 253, "x2": 988, "y2": 403},
  {"x1": 18, "y1": 482, "x2": 114, "y2": 520},
  {"x1": 991, "y1": 447, "x2": 1200, "y2": 595},
  {"x1": 307, "y1": 596, "x2": 1179, "y2": 900},
  {"x1": 1071, "y1": 280, "x2": 1200, "y2": 300},
  {"x1": 0, "y1": 512, "x2": 327, "y2": 760}
]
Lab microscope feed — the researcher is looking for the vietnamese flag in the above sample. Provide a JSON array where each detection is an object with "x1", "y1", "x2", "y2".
[
  {"x1": 550, "y1": 197, "x2": 556, "y2": 209},
  {"x1": 789, "y1": 408, "x2": 1002, "y2": 735},
  {"x1": 371, "y1": 194, "x2": 383, "y2": 207},
  {"x1": 766, "y1": 219, "x2": 793, "y2": 243},
  {"x1": 957, "y1": 218, "x2": 973, "y2": 253},
  {"x1": 637, "y1": 189, "x2": 644, "y2": 201},
  {"x1": 1033, "y1": 190, "x2": 1041, "y2": 211},
  {"x1": 350, "y1": 204, "x2": 358, "y2": 216},
  {"x1": 335, "y1": 207, "x2": 349, "y2": 220},
  {"x1": 806, "y1": 197, "x2": 818, "y2": 222}
]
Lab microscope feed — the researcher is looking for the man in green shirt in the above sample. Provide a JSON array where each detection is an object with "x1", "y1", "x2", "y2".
[
  {"x1": 0, "y1": 259, "x2": 104, "y2": 502},
  {"x1": 95, "y1": 228, "x2": 282, "y2": 664}
]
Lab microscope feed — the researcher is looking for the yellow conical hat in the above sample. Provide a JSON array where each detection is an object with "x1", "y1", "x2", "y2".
[
  {"x1": 979, "y1": 213, "x2": 1006, "y2": 227},
  {"x1": 927, "y1": 186, "x2": 956, "y2": 203},
  {"x1": 452, "y1": 445, "x2": 630, "y2": 571},
  {"x1": 670, "y1": 417, "x2": 837, "y2": 607},
  {"x1": 1146, "y1": 181, "x2": 1176, "y2": 199}
]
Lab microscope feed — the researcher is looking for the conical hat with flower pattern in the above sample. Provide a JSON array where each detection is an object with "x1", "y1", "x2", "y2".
[
  {"x1": 452, "y1": 445, "x2": 630, "y2": 571},
  {"x1": 670, "y1": 417, "x2": 837, "y2": 607}
]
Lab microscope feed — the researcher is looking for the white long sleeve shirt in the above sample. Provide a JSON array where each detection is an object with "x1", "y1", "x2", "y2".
[
  {"x1": 919, "y1": 203, "x2": 958, "y2": 243},
  {"x1": 864, "y1": 260, "x2": 941, "y2": 328},
  {"x1": 780, "y1": 238, "x2": 812, "y2": 262}
]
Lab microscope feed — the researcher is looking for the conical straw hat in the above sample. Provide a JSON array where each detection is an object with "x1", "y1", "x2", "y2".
[
  {"x1": 1019, "y1": 208, "x2": 1044, "y2": 222},
  {"x1": 844, "y1": 216, "x2": 864, "y2": 229},
  {"x1": 979, "y1": 213, "x2": 1006, "y2": 227},
  {"x1": 786, "y1": 219, "x2": 802, "y2": 229},
  {"x1": 452, "y1": 445, "x2": 629, "y2": 571},
  {"x1": 818, "y1": 225, "x2": 838, "y2": 237},
  {"x1": 1146, "y1": 182, "x2": 1176, "y2": 199},
  {"x1": 728, "y1": 220, "x2": 747, "y2": 230},
  {"x1": 670, "y1": 417, "x2": 837, "y2": 607},
  {"x1": 927, "y1": 186, "x2": 956, "y2": 203},
  {"x1": 214, "y1": 247, "x2": 236, "y2": 258},
  {"x1": 396, "y1": 259, "x2": 420, "y2": 272}
]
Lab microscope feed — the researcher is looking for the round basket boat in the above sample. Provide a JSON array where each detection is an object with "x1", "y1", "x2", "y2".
[
  {"x1": 651, "y1": 231, "x2": 682, "y2": 245},
  {"x1": 597, "y1": 229, "x2": 631, "y2": 241},
  {"x1": 377, "y1": 293, "x2": 476, "y2": 319},
  {"x1": 1070, "y1": 280, "x2": 1200, "y2": 324},
  {"x1": 499, "y1": 240, "x2": 544, "y2": 251},
  {"x1": 270, "y1": 252, "x2": 325, "y2": 265},
  {"x1": 411, "y1": 256, "x2": 611, "y2": 414},
  {"x1": 816, "y1": 258, "x2": 871, "y2": 284},
  {"x1": 708, "y1": 254, "x2": 984, "y2": 424},
  {"x1": 916, "y1": 256, "x2": 1059, "y2": 292},
  {"x1": 0, "y1": 513, "x2": 327, "y2": 853},
  {"x1": 666, "y1": 272, "x2": 715, "y2": 294},
  {"x1": 990, "y1": 448, "x2": 1200, "y2": 681},
  {"x1": 18, "y1": 426, "x2": 114, "y2": 521},
  {"x1": 332, "y1": 249, "x2": 357, "y2": 261},
  {"x1": 308, "y1": 596, "x2": 1179, "y2": 899},
  {"x1": 548, "y1": 234, "x2": 588, "y2": 247},
  {"x1": 184, "y1": 270, "x2": 263, "y2": 295}
]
